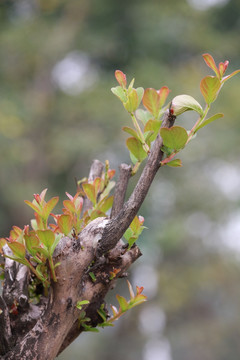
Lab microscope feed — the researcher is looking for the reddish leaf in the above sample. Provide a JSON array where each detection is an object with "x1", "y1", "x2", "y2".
[
  {"x1": 202, "y1": 53, "x2": 220, "y2": 77},
  {"x1": 107, "y1": 169, "x2": 116, "y2": 180},
  {"x1": 39, "y1": 188, "x2": 48, "y2": 203},
  {"x1": 143, "y1": 87, "x2": 170, "y2": 118},
  {"x1": 158, "y1": 86, "x2": 170, "y2": 108},
  {"x1": 200, "y1": 76, "x2": 221, "y2": 104},
  {"x1": 142, "y1": 88, "x2": 160, "y2": 118},
  {"x1": 115, "y1": 70, "x2": 127, "y2": 88},
  {"x1": 63, "y1": 200, "x2": 76, "y2": 214},
  {"x1": 219, "y1": 61, "x2": 229, "y2": 77},
  {"x1": 10, "y1": 226, "x2": 22, "y2": 241}
]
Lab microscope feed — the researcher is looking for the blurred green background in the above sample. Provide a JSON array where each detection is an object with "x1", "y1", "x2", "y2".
[{"x1": 1, "y1": 0, "x2": 240, "y2": 359}]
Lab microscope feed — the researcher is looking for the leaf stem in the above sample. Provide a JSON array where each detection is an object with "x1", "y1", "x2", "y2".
[{"x1": 48, "y1": 256, "x2": 57, "y2": 282}]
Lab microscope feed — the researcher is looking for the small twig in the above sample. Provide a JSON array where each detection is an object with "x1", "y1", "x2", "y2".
[{"x1": 110, "y1": 163, "x2": 132, "y2": 218}]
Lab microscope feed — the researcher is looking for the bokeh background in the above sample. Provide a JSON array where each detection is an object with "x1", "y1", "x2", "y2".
[{"x1": 1, "y1": 0, "x2": 240, "y2": 359}]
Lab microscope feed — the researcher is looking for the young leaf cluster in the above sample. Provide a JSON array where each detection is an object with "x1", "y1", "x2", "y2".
[
  {"x1": 111, "y1": 54, "x2": 240, "y2": 169},
  {"x1": 97, "y1": 280, "x2": 147, "y2": 327},
  {"x1": 78, "y1": 280, "x2": 147, "y2": 332},
  {"x1": 0, "y1": 162, "x2": 117, "y2": 288}
]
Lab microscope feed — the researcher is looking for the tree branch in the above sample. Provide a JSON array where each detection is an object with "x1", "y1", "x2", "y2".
[
  {"x1": 110, "y1": 163, "x2": 132, "y2": 218},
  {"x1": 97, "y1": 110, "x2": 176, "y2": 255}
]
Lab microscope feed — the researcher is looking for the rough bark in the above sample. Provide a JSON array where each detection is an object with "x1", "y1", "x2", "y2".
[{"x1": 0, "y1": 110, "x2": 174, "y2": 359}]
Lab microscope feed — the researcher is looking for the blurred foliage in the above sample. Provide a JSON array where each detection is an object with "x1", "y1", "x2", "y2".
[{"x1": 1, "y1": 0, "x2": 240, "y2": 359}]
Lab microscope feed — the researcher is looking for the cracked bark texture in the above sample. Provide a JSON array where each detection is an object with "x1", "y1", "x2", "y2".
[{"x1": 0, "y1": 110, "x2": 175, "y2": 360}]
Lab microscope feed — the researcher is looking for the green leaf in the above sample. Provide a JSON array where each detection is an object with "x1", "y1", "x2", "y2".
[
  {"x1": 24, "y1": 200, "x2": 41, "y2": 215},
  {"x1": 136, "y1": 109, "x2": 153, "y2": 125},
  {"x1": 50, "y1": 234, "x2": 62, "y2": 256},
  {"x1": 129, "y1": 151, "x2": 139, "y2": 165},
  {"x1": 161, "y1": 145, "x2": 174, "y2": 157},
  {"x1": 89, "y1": 272, "x2": 96, "y2": 282},
  {"x1": 195, "y1": 113, "x2": 224, "y2": 132},
  {"x1": 89, "y1": 209, "x2": 106, "y2": 221},
  {"x1": 36, "y1": 230, "x2": 55, "y2": 251},
  {"x1": 97, "y1": 307, "x2": 107, "y2": 322},
  {"x1": 135, "y1": 87, "x2": 144, "y2": 107},
  {"x1": 100, "y1": 181, "x2": 115, "y2": 199},
  {"x1": 144, "y1": 120, "x2": 162, "y2": 142},
  {"x1": 42, "y1": 197, "x2": 59, "y2": 222},
  {"x1": 124, "y1": 88, "x2": 139, "y2": 113},
  {"x1": 126, "y1": 137, "x2": 148, "y2": 163},
  {"x1": 122, "y1": 126, "x2": 140, "y2": 140},
  {"x1": 97, "y1": 196, "x2": 114, "y2": 213},
  {"x1": 171, "y1": 94, "x2": 203, "y2": 116},
  {"x1": 0, "y1": 238, "x2": 6, "y2": 252},
  {"x1": 128, "y1": 78, "x2": 135, "y2": 89},
  {"x1": 200, "y1": 76, "x2": 221, "y2": 104},
  {"x1": 4, "y1": 254, "x2": 29, "y2": 266},
  {"x1": 57, "y1": 214, "x2": 73, "y2": 236},
  {"x1": 130, "y1": 216, "x2": 140, "y2": 233},
  {"x1": 124, "y1": 227, "x2": 134, "y2": 242},
  {"x1": 166, "y1": 159, "x2": 182, "y2": 167},
  {"x1": 32, "y1": 246, "x2": 49, "y2": 258},
  {"x1": 127, "y1": 236, "x2": 138, "y2": 249},
  {"x1": 82, "y1": 183, "x2": 96, "y2": 205},
  {"x1": 7, "y1": 242, "x2": 26, "y2": 259},
  {"x1": 76, "y1": 300, "x2": 90, "y2": 310},
  {"x1": 25, "y1": 233, "x2": 40, "y2": 256},
  {"x1": 35, "y1": 265, "x2": 46, "y2": 281},
  {"x1": 111, "y1": 86, "x2": 128, "y2": 103},
  {"x1": 116, "y1": 295, "x2": 129, "y2": 312},
  {"x1": 160, "y1": 126, "x2": 188, "y2": 150},
  {"x1": 222, "y1": 69, "x2": 240, "y2": 84},
  {"x1": 144, "y1": 131, "x2": 155, "y2": 145},
  {"x1": 30, "y1": 219, "x2": 38, "y2": 231}
]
